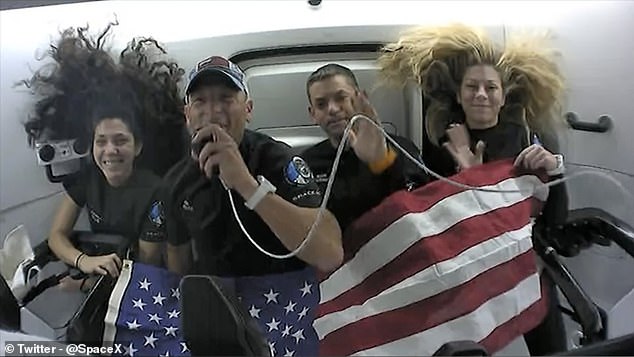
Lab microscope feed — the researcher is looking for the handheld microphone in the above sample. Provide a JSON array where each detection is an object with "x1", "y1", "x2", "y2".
[
  {"x1": 191, "y1": 133, "x2": 220, "y2": 176},
  {"x1": 191, "y1": 138, "x2": 209, "y2": 157}
]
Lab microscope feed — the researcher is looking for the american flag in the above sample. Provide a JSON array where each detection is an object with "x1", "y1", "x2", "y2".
[
  {"x1": 103, "y1": 261, "x2": 190, "y2": 357},
  {"x1": 220, "y1": 267, "x2": 320, "y2": 357},
  {"x1": 316, "y1": 159, "x2": 550, "y2": 356},
  {"x1": 101, "y1": 262, "x2": 320, "y2": 357}
]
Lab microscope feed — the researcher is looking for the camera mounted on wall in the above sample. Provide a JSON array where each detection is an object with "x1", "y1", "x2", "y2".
[
  {"x1": 34, "y1": 138, "x2": 89, "y2": 183},
  {"x1": 308, "y1": 0, "x2": 322, "y2": 8}
]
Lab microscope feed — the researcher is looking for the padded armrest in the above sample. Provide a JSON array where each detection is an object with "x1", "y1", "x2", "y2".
[
  {"x1": 533, "y1": 207, "x2": 634, "y2": 344},
  {"x1": 22, "y1": 232, "x2": 127, "y2": 282},
  {"x1": 69, "y1": 231, "x2": 127, "y2": 256},
  {"x1": 565, "y1": 208, "x2": 634, "y2": 258},
  {"x1": 539, "y1": 208, "x2": 634, "y2": 258},
  {"x1": 11, "y1": 232, "x2": 128, "y2": 312},
  {"x1": 533, "y1": 235, "x2": 605, "y2": 344}
]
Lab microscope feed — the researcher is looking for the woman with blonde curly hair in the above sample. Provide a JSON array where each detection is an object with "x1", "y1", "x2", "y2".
[
  {"x1": 378, "y1": 24, "x2": 566, "y2": 176},
  {"x1": 377, "y1": 24, "x2": 569, "y2": 355}
]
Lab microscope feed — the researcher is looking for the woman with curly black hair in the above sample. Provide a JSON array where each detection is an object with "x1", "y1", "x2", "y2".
[{"x1": 20, "y1": 21, "x2": 187, "y2": 279}]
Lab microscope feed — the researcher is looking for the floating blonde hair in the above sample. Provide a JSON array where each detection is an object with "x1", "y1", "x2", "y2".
[
  {"x1": 377, "y1": 24, "x2": 566, "y2": 146},
  {"x1": 378, "y1": 24, "x2": 496, "y2": 88},
  {"x1": 499, "y1": 30, "x2": 566, "y2": 135}
]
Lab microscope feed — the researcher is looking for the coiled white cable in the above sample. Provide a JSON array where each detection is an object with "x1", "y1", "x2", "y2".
[{"x1": 225, "y1": 114, "x2": 633, "y2": 259}]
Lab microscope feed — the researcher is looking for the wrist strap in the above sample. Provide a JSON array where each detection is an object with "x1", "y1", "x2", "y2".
[
  {"x1": 369, "y1": 147, "x2": 397, "y2": 174},
  {"x1": 74, "y1": 252, "x2": 85, "y2": 269},
  {"x1": 245, "y1": 176, "x2": 277, "y2": 210},
  {"x1": 547, "y1": 154, "x2": 565, "y2": 176}
]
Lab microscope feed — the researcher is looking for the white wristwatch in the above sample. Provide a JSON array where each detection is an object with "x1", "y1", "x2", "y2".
[
  {"x1": 244, "y1": 175, "x2": 277, "y2": 210},
  {"x1": 547, "y1": 154, "x2": 565, "y2": 176}
]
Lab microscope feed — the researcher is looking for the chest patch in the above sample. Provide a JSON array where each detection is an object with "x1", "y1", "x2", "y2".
[
  {"x1": 149, "y1": 201, "x2": 165, "y2": 227},
  {"x1": 284, "y1": 156, "x2": 313, "y2": 186}
]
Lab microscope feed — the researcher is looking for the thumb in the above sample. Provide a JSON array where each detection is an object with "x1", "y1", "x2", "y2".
[
  {"x1": 475, "y1": 141, "x2": 486, "y2": 160},
  {"x1": 347, "y1": 130, "x2": 358, "y2": 147}
]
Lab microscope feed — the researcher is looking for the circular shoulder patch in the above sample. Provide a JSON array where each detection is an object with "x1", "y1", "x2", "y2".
[
  {"x1": 284, "y1": 156, "x2": 314, "y2": 186},
  {"x1": 149, "y1": 201, "x2": 165, "y2": 227}
]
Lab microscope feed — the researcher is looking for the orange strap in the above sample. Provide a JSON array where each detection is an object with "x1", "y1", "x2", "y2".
[{"x1": 369, "y1": 147, "x2": 398, "y2": 174}]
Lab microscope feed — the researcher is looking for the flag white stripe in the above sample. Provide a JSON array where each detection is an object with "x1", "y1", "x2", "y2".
[
  {"x1": 315, "y1": 223, "x2": 534, "y2": 338},
  {"x1": 320, "y1": 175, "x2": 541, "y2": 304},
  {"x1": 353, "y1": 273, "x2": 542, "y2": 356},
  {"x1": 102, "y1": 259, "x2": 134, "y2": 348}
]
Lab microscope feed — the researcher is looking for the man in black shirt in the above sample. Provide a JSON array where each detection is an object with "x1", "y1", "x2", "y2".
[
  {"x1": 302, "y1": 64, "x2": 428, "y2": 233},
  {"x1": 163, "y1": 56, "x2": 343, "y2": 356},
  {"x1": 164, "y1": 55, "x2": 342, "y2": 276}
]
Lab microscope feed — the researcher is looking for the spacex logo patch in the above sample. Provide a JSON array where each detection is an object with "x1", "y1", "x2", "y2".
[
  {"x1": 284, "y1": 156, "x2": 313, "y2": 186},
  {"x1": 149, "y1": 201, "x2": 165, "y2": 227}
]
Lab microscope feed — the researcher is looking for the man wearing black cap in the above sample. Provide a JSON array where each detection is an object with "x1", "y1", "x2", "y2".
[{"x1": 162, "y1": 56, "x2": 343, "y2": 355}]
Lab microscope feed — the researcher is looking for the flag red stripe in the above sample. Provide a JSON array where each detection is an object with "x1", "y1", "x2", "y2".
[
  {"x1": 317, "y1": 199, "x2": 532, "y2": 317},
  {"x1": 479, "y1": 274, "x2": 549, "y2": 354},
  {"x1": 338, "y1": 159, "x2": 528, "y2": 265},
  {"x1": 319, "y1": 250, "x2": 539, "y2": 356}
]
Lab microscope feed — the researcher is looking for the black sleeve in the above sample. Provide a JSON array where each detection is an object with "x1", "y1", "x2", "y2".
[
  {"x1": 541, "y1": 175, "x2": 569, "y2": 226},
  {"x1": 261, "y1": 145, "x2": 323, "y2": 209},
  {"x1": 534, "y1": 132, "x2": 569, "y2": 226},
  {"x1": 422, "y1": 134, "x2": 457, "y2": 178},
  {"x1": 164, "y1": 177, "x2": 192, "y2": 246},
  {"x1": 138, "y1": 184, "x2": 167, "y2": 243},
  {"x1": 379, "y1": 135, "x2": 430, "y2": 191},
  {"x1": 62, "y1": 170, "x2": 88, "y2": 207}
]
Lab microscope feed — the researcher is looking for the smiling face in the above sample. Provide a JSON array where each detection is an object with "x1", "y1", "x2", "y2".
[
  {"x1": 92, "y1": 118, "x2": 142, "y2": 187},
  {"x1": 184, "y1": 75, "x2": 253, "y2": 145},
  {"x1": 307, "y1": 74, "x2": 359, "y2": 143},
  {"x1": 457, "y1": 64, "x2": 506, "y2": 129}
]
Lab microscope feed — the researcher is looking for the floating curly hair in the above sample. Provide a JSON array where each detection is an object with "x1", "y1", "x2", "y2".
[
  {"x1": 377, "y1": 24, "x2": 566, "y2": 146},
  {"x1": 498, "y1": 30, "x2": 566, "y2": 137},
  {"x1": 20, "y1": 20, "x2": 187, "y2": 176},
  {"x1": 118, "y1": 36, "x2": 188, "y2": 175}
]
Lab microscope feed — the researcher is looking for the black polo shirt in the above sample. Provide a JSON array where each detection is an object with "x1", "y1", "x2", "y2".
[
  {"x1": 423, "y1": 120, "x2": 568, "y2": 225},
  {"x1": 63, "y1": 165, "x2": 167, "y2": 247},
  {"x1": 301, "y1": 134, "x2": 429, "y2": 233},
  {"x1": 164, "y1": 129, "x2": 323, "y2": 277}
]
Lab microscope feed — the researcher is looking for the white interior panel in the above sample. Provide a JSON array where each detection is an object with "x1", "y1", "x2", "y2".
[
  {"x1": 243, "y1": 59, "x2": 408, "y2": 138},
  {"x1": 502, "y1": 2, "x2": 634, "y2": 343},
  {"x1": 505, "y1": 2, "x2": 634, "y2": 223}
]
